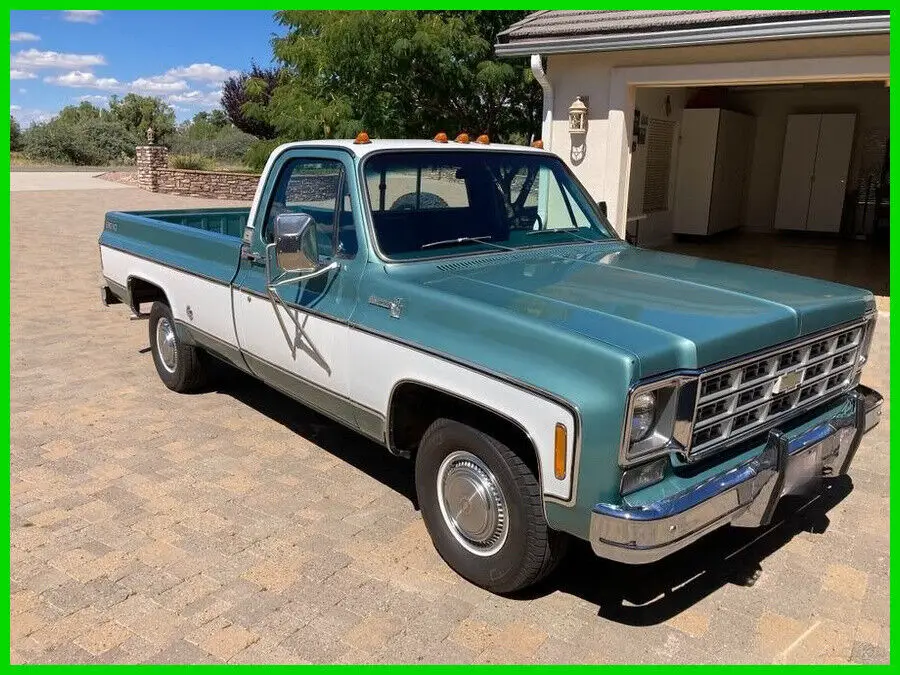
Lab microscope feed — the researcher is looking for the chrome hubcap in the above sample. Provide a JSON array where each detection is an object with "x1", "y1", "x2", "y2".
[
  {"x1": 437, "y1": 451, "x2": 508, "y2": 556},
  {"x1": 155, "y1": 317, "x2": 178, "y2": 373}
]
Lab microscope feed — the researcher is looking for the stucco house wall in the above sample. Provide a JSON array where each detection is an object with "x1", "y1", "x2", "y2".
[{"x1": 541, "y1": 34, "x2": 890, "y2": 236}]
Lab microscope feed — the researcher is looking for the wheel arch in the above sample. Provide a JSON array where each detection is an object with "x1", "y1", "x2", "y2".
[
  {"x1": 387, "y1": 379, "x2": 542, "y2": 485},
  {"x1": 126, "y1": 274, "x2": 170, "y2": 315}
]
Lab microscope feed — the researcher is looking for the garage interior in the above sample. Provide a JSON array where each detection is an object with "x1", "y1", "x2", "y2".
[{"x1": 625, "y1": 80, "x2": 889, "y2": 299}]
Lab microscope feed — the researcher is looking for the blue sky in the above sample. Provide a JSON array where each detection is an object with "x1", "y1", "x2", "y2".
[{"x1": 10, "y1": 10, "x2": 283, "y2": 124}]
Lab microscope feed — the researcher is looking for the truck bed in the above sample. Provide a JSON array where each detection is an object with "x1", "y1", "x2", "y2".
[
  {"x1": 100, "y1": 207, "x2": 248, "y2": 289},
  {"x1": 117, "y1": 207, "x2": 250, "y2": 239}
]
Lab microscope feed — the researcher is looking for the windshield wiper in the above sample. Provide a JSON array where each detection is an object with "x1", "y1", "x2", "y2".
[
  {"x1": 526, "y1": 228, "x2": 603, "y2": 244},
  {"x1": 421, "y1": 236, "x2": 514, "y2": 252}
]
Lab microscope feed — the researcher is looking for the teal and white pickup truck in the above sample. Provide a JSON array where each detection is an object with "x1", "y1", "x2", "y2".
[{"x1": 100, "y1": 136, "x2": 882, "y2": 593}]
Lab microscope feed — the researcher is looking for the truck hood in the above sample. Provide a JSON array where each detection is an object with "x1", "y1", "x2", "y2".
[{"x1": 420, "y1": 244, "x2": 873, "y2": 377}]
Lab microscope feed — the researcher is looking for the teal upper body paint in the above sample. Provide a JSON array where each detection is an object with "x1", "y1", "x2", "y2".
[{"x1": 99, "y1": 146, "x2": 875, "y2": 540}]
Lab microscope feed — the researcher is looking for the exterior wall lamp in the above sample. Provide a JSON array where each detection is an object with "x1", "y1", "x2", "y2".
[{"x1": 568, "y1": 96, "x2": 588, "y2": 134}]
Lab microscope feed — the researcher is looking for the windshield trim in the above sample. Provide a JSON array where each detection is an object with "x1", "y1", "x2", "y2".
[{"x1": 356, "y1": 148, "x2": 620, "y2": 264}]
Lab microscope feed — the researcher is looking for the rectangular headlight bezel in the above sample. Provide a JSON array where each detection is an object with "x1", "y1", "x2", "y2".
[
  {"x1": 857, "y1": 311, "x2": 878, "y2": 368},
  {"x1": 619, "y1": 374, "x2": 699, "y2": 467}
]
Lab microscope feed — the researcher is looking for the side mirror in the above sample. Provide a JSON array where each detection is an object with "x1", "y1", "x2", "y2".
[
  {"x1": 274, "y1": 212, "x2": 320, "y2": 273},
  {"x1": 597, "y1": 201, "x2": 608, "y2": 217}
]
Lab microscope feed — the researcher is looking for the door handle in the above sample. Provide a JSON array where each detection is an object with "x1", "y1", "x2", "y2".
[{"x1": 241, "y1": 251, "x2": 265, "y2": 266}]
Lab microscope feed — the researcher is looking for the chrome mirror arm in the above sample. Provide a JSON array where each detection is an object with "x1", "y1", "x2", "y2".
[
  {"x1": 262, "y1": 242, "x2": 338, "y2": 358},
  {"x1": 269, "y1": 263, "x2": 338, "y2": 288}
]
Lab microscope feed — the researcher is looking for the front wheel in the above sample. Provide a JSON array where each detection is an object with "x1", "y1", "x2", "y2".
[
  {"x1": 415, "y1": 418, "x2": 567, "y2": 594},
  {"x1": 148, "y1": 301, "x2": 208, "y2": 393}
]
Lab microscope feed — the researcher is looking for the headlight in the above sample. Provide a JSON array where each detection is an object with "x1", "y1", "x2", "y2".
[
  {"x1": 630, "y1": 392, "x2": 656, "y2": 441},
  {"x1": 621, "y1": 376, "x2": 698, "y2": 466}
]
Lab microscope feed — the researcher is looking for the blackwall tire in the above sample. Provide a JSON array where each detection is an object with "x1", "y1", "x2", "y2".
[
  {"x1": 148, "y1": 301, "x2": 208, "y2": 393},
  {"x1": 415, "y1": 418, "x2": 567, "y2": 594}
]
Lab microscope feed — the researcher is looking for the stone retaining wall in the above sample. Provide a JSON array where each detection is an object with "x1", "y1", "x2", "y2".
[
  {"x1": 135, "y1": 143, "x2": 343, "y2": 202},
  {"x1": 156, "y1": 168, "x2": 261, "y2": 200},
  {"x1": 135, "y1": 143, "x2": 262, "y2": 201}
]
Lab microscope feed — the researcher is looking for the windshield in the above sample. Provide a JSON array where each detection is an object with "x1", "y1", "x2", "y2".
[{"x1": 362, "y1": 150, "x2": 617, "y2": 260}]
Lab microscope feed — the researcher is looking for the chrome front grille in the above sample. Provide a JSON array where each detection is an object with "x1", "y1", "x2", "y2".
[{"x1": 689, "y1": 322, "x2": 865, "y2": 458}]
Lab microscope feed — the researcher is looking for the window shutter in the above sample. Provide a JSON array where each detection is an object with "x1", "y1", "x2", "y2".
[{"x1": 642, "y1": 119, "x2": 676, "y2": 213}]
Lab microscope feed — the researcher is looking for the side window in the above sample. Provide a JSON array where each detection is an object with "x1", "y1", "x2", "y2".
[{"x1": 262, "y1": 158, "x2": 357, "y2": 258}]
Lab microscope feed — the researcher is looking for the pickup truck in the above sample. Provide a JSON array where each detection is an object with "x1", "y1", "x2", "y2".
[{"x1": 100, "y1": 135, "x2": 882, "y2": 594}]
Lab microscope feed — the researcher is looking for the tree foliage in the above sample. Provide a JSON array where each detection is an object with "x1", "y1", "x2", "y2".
[
  {"x1": 221, "y1": 63, "x2": 281, "y2": 139},
  {"x1": 22, "y1": 104, "x2": 135, "y2": 165},
  {"x1": 10, "y1": 116, "x2": 23, "y2": 151},
  {"x1": 108, "y1": 93, "x2": 176, "y2": 144},
  {"x1": 170, "y1": 108, "x2": 255, "y2": 161},
  {"x1": 242, "y1": 11, "x2": 539, "y2": 150}
]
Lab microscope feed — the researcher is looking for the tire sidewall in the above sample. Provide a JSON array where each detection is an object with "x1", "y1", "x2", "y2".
[
  {"x1": 416, "y1": 421, "x2": 535, "y2": 593},
  {"x1": 149, "y1": 302, "x2": 186, "y2": 391}
]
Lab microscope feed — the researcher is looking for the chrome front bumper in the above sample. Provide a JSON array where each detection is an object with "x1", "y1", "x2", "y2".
[{"x1": 590, "y1": 385, "x2": 883, "y2": 564}]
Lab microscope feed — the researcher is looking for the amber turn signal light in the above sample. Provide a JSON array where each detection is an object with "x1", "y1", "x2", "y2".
[
  {"x1": 554, "y1": 423, "x2": 567, "y2": 480},
  {"x1": 354, "y1": 131, "x2": 371, "y2": 144},
  {"x1": 475, "y1": 134, "x2": 490, "y2": 144},
  {"x1": 531, "y1": 139, "x2": 544, "y2": 149},
  {"x1": 455, "y1": 133, "x2": 470, "y2": 144},
  {"x1": 434, "y1": 132, "x2": 448, "y2": 143}
]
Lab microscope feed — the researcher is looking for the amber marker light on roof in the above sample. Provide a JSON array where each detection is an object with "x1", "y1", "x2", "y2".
[
  {"x1": 455, "y1": 133, "x2": 470, "y2": 144},
  {"x1": 434, "y1": 132, "x2": 448, "y2": 143},
  {"x1": 475, "y1": 134, "x2": 490, "y2": 144},
  {"x1": 531, "y1": 139, "x2": 544, "y2": 149},
  {"x1": 354, "y1": 131, "x2": 371, "y2": 144}
]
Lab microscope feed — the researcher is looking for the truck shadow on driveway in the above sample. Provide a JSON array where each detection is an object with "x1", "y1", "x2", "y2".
[
  {"x1": 212, "y1": 367, "x2": 852, "y2": 626},
  {"x1": 523, "y1": 478, "x2": 852, "y2": 625},
  {"x1": 213, "y1": 369, "x2": 418, "y2": 505}
]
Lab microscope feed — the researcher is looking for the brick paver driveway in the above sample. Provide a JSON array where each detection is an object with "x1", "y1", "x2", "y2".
[{"x1": 10, "y1": 182, "x2": 890, "y2": 664}]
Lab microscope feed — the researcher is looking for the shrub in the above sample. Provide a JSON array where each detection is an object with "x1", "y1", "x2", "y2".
[
  {"x1": 169, "y1": 124, "x2": 255, "y2": 162},
  {"x1": 169, "y1": 154, "x2": 214, "y2": 171},
  {"x1": 10, "y1": 116, "x2": 23, "y2": 151},
  {"x1": 244, "y1": 139, "x2": 282, "y2": 172},
  {"x1": 23, "y1": 115, "x2": 136, "y2": 165}
]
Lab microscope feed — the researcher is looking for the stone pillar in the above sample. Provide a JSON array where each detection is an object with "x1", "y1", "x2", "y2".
[{"x1": 136, "y1": 144, "x2": 168, "y2": 192}]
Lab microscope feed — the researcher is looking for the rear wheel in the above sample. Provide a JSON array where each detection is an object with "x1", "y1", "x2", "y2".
[
  {"x1": 148, "y1": 301, "x2": 208, "y2": 393},
  {"x1": 415, "y1": 418, "x2": 567, "y2": 594}
]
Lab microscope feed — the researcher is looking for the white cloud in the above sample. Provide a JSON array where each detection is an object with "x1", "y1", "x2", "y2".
[
  {"x1": 63, "y1": 11, "x2": 103, "y2": 24},
  {"x1": 12, "y1": 48, "x2": 106, "y2": 70},
  {"x1": 10, "y1": 31, "x2": 40, "y2": 42},
  {"x1": 45, "y1": 70, "x2": 120, "y2": 90},
  {"x1": 10, "y1": 69, "x2": 37, "y2": 80},
  {"x1": 166, "y1": 89, "x2": 222, "y2": 107},
  {"x1": 129, "y1": 75, "x2": 189, "y2": 94},
  {"x1": 166, "y1": 63, "x2": 239, "y2": 82},
  {"x1": 11, "y1": 106, "x2": 50, "y2": 124}
]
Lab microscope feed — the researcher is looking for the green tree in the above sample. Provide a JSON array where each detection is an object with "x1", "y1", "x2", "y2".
[
  {"x1": 221, "y1": 63, "x2": 281, "y2": 139},
  {"x1": 22, "y1": 105, "x2": 135, "y2": 166},
  {"x1": 246, "y1": 11, "x2": 539, "y2": 146},
  {"x1": 190, "y1": 109, "x2": 229, "y2": 131},
  {"x1": 170, "y1": 110, "x2": 255, "y2": 162},
  {"x1": 108, "y1": 93, "x2": 176, "y2": 144},
  {"x1": 56, "y1": 100, "x2": 105, "y2": 126},
  {"x1": 10, "y1": 115, "x2": 23, "y2": 151}
]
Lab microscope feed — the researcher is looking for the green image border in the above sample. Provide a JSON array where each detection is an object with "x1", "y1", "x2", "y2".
[{"x1": 2, "y1": 4, "x2": 894, "y2": 669}]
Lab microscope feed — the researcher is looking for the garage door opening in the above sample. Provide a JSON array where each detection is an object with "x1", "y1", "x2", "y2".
[{"x1": 625, "y1": 80, "x2": 889, "y2": 300}]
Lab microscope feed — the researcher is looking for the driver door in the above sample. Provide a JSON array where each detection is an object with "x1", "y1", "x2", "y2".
[{"x1": 232, "y1": 149, "x2": 364, "y2": 428}]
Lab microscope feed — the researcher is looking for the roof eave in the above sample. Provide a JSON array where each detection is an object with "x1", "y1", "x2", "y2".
[{"x1": 495, "y1": 14, "x2": 890, "y2": 57}]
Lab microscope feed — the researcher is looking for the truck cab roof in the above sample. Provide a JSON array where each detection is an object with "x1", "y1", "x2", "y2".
[{"x1": 271, "y1": 138, "x2": 550, "y2": 159}]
